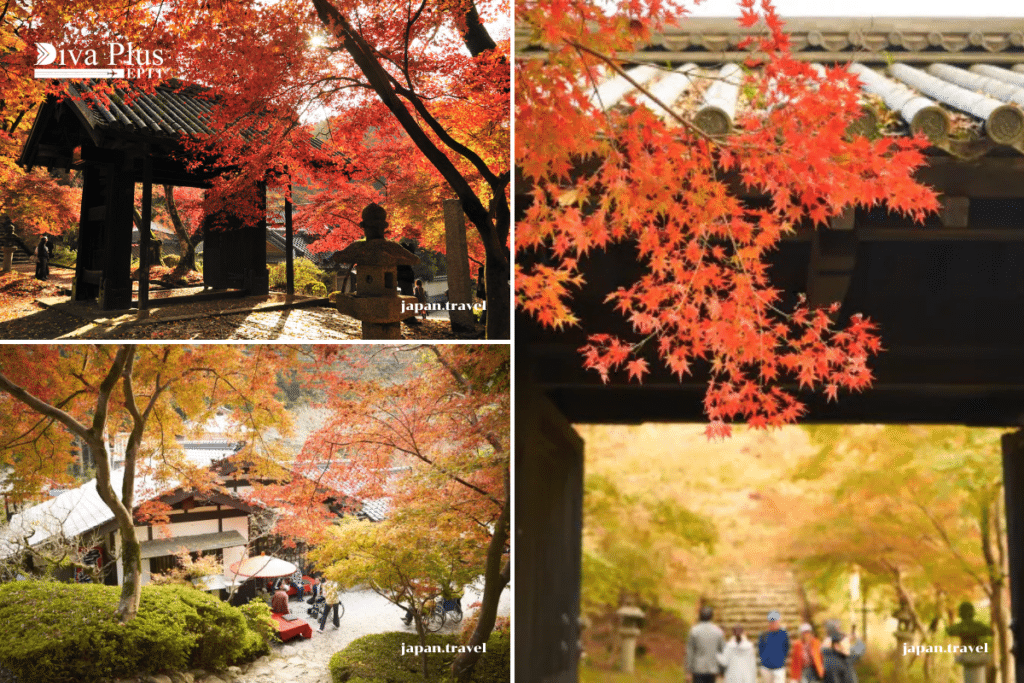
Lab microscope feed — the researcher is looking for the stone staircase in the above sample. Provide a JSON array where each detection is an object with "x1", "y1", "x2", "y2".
[{"x1": 708, "y1": 570, "x2": 806, "y2": 640}]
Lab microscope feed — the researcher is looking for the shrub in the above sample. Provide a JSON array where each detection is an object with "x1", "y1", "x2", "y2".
[
  {"x1": 329, "y1": 630, "x2": 509, "y2": 683},
  {"x1": 238, "y1": 599, "x2": 277, "y2": 649},
  {"x1": 0, "y1": 580, "x2": 267, "y2": 683},
  {"x1": 304, "y1": 281, "x2": 328, "y2": 297},
  {"x1": 52, "y1": 244, "x2": 76, "y2": 266},
  {"x1": 268, "y1": 257, "x2": 331, "y2": 295},
  {"x1": 163, "y1": 254, "x2": 181, "y2": 268}
]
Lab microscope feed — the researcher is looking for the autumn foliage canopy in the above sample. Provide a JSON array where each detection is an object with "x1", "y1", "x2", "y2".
[
  {"x1": 2, "y1": 0, "x2": 509, "y2": 267},
  {"x1": 515, "y1": 0, "x2": 940, "y2": 435}
]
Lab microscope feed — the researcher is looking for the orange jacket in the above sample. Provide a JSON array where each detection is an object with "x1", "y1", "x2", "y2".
[{"x1": 790, "y1": 638, "x2": 824, "y2": 680}]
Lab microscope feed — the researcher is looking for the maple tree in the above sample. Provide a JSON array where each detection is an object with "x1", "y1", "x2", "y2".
[
  {"x1": 0, "y1": 345, "x2": 297, "y2": 622},
  {"x1": 311, "y1": 512, "x2": 482, "y2": 679},
  {"x1": 5, "y1": 0, "x2": 509, "y2": 337},
  {"x1": 789, "y1": 425, "x2": 1011, "y2": 683},
  {"x1": 256, "y1": 344, "x2": 509, "y2": 680},
  {"x1": 516, "y1": 0, "x2": 941, "y2": 431},
  {"x1": 0, "y1": 4, "x2": 81, "y2": 239}
]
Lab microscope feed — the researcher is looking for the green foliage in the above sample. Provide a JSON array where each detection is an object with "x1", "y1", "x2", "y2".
[
  {"x1": 311, "y1": 514, "x2": 480, "y2": 619},
  {"x1": 238, "y1": 599, "x2": 278, "y2": 647},
  {"x1": 163, "y1": 254, "x2": 181, "y2": 268},
  {"x1": 582, "y1": 473, "x2": 716, "y2": 615},
  {"x1": 328, "y1": 631, "x2": 509, "y2": 683},
  {"x1": 268, "y1": 257, "x2": 331, "y2": 295},
  {"x1": 580, "y1": 658, "x2": 687, "y2": 683},
  {"x1": 0, "y1": 580, "x2": 267, "y2": 683},
  {"x1": 51, "y1": 243, "x2": 76, "y2": 267}
]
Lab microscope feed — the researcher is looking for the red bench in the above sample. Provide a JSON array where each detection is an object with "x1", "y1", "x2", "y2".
[
  {"x1": 286, "y1": 575, "x2": 314, "y2": 598},
  {"x1": 271, "y1": 613, "x2": 312, "y2": 641}
]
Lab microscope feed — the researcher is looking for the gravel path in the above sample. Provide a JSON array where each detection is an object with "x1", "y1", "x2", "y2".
[{"x1": 235, "y1": 582, "x2": 510, "y2": 683}]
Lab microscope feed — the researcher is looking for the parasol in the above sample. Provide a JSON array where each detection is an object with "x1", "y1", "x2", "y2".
[{"x1": 228, "y1": 555, "x2": 297, "y2": 579}]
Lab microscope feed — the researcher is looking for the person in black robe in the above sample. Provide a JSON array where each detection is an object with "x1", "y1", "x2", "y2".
[{"x1": 35, "y1": 236, "x2": 51, "y2": 281}]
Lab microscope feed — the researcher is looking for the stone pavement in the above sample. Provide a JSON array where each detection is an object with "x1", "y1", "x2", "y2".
[{"x1": 111, "y1": 583, "x2": 510, "y2": 683}]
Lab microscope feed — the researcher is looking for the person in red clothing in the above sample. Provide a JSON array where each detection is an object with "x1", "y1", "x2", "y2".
[{"x1": 790, "y1": 624, "x2": 825, "y2": 683}]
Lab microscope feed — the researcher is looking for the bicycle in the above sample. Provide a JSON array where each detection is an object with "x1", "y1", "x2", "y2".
[
  {"x1": 423, "y1": 597, "x2": 462, "y2": 632},
  {"x1": 306, "y1": 594, "x2": 345, "y2": 621},
  {"x1": 424, "y1": 600, "x2": 446, "y2": 632}
]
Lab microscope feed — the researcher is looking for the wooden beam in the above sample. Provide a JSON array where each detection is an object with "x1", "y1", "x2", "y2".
[
  {"x1": 939, "y1": 196, "x2": 970, "y2": 228},
  {"x1": 139, "y1": 154, "x2": 153, "y2": 311},
  {"x1": 285, "y1": 179, "x2": 294, "y2": 297},
  {"x1": 807, "y1": 224, "x2": 858, "y2": 308}
]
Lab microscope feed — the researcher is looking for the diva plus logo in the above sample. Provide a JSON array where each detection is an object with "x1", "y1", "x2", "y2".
[{"x1": 34, "y1": 42, "x2": 167, "y2": 79}]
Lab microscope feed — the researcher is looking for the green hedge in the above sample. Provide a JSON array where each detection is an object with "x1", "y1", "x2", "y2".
[
  {"x1": 329, "y1": 631, "x2": 509, "y2": 683},
  {"x1": 0, "y1": 581, "x2": 269, "y2": 683},
  {"x1": 269, "y1": 257, "x2": 331, "y2": 296}
]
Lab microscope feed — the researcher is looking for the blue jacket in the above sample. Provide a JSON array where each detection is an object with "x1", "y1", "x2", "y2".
[{"x1": 759, "y1": 629, "x2": 790, "y2": 669}]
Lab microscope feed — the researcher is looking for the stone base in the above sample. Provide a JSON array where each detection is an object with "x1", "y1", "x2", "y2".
[
  {"x1": 2, "y1": 247, "x2": 13, "y2": 274},
  {"x1": 362, "y1": 321, "x2": 402, "y2": 340}
]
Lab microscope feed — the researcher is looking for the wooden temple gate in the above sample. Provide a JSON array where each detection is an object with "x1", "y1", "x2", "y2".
[
  {"x1": 516, "y1": 18, "x2": 1024, "y2": 683},
  {"x1": 18, "y1": 80, "x2": 269, "y2": 310}
]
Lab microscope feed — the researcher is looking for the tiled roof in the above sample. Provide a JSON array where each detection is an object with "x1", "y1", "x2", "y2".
[
  {"x1": 139, "y1": 529, "x2": 246, "y2": 559},
  {"x1": 517, "y1": 18, "x2": 1024, "y2": 157},
  {"x1": 266, "y1": 228, "x2": 335, "y2": 268},
  {"x1": 359, "y1": 498, "x2": 390, "y2": 522},
  {"x1": 0, "y1": 440, "x2": 241, "y2": 557},
  {"x1": 65, "y1": 79, "x2": 217, "y2": 138},
  {"x1": 516, "y1": 18, "x2": 1024, "y2": 62}
]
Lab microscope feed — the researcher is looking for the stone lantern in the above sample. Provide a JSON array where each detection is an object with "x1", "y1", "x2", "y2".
[
  {"x1": 893, "y1": 603, "x2": 915, "y2": 681},
  {"x1": 946, "y1": 602, "x2": 993, "y2": 683},
  {"x1": 616, "y1": 605, "x2": 646, "y2": 674},
  {"x1": 331, "y1": 203, "x2": 419, "y2": 339},
  {"x1": 0, "y1": 217, "x2": 29, "y2": 274}
]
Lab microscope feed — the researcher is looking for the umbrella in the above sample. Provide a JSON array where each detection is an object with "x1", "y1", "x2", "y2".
[{"x1": 228, "y1": 555, "x2": 297, "y2": 579}]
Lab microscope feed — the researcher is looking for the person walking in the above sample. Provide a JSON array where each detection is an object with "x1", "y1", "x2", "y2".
[
  {"x1": 821, "y1": 624, "x2": 855, "y2": 683},
  {"x1": 718, "y1": 625, "x2": 757, "y2": 683},
  {"x1": 791, "y1": 624, "x2": 824, "y2": 683},
  {"x1": 318, "y1": 578, "x2": 341, "y2": 632},
  {"x1": 758, "y1": 611, "x2": 790, "y2": 683},
  {"x1": 822, "y1": 621, "x2": 865, "y2": 683},
  {"x1": 687, "y1": 606, "x2": 725, "y2": 683},
  {"x1": 34, "y1": 235, "x2": 51, "y2": 281}
]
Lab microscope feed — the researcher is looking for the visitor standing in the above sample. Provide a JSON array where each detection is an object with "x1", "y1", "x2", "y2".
[
  {"x1": 687, "y1": 606, "x2": 725, "y2": 683},
  {"x1": 35, "y1": 235, "x2": 51, "y2": 281},
  {"x1": 290, "y1": 567, "x2": 304, "y2": 601},
  {"x1": 413, "y1": 279, "x2": 429, "y2": 319},
  {"x1": 718, "y1": 625, "x2": 757, "y2": 683},
  {"x1": 758, "y1": 611, "x2": 790, "y2": 683},
  {"x1": 791, "y1": 624, "x2": 824, "y2": 683}
]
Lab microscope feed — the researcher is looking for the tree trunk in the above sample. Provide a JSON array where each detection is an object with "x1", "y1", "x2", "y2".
[
  {"x1": 484, "y1": 246, "x2": 510, "y2": 340},
  {"x1": 993, "y1": 493, "x2": 1013, "y2": 683},
  {"x1": 452, "y1": 471, "x2": 510, "y2": 681},
  {"x1": 412, "y1": 603, "x2": 430, "y2": 680},
  {"x1": 164, "y1": 185, "x2": 200, "y2": 275},
  {"x1": 116, "y1": 518, "x2": 143, "y2": 621}
]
